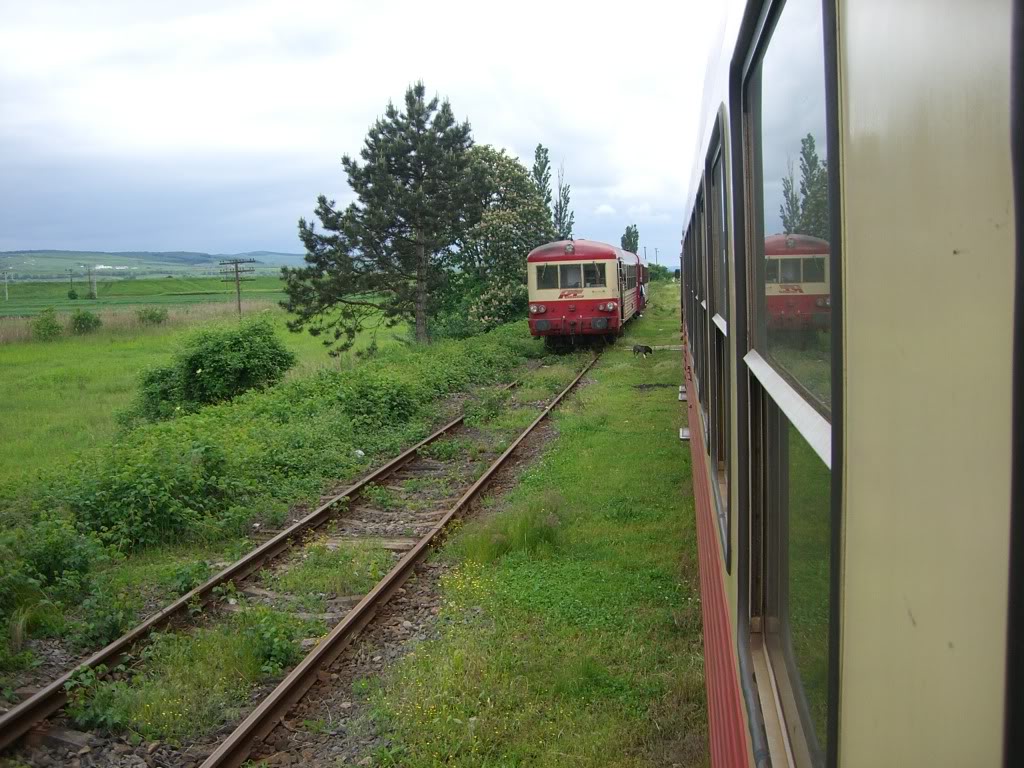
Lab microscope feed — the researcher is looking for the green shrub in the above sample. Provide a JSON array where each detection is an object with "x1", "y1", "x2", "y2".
[
  {"x1": 135, "y1": 307, "x2": 169, "y2": 325},
  {"x1": 70, "y1": 309, "x2": 102, "y2": 334},
  {"x1": 31, "y1": 308, "x2": 62, "y2": 341},
  {"x1": 132, "y1": 317, "x2": 296, "y2": 422},
  {"x1": 67, "y1": 288, "x2": 78, "y2": 300},
  {"x1": 235, "y1": 606, "x2": 304, "y2": 674},
  {"x1": 20, "y1": 516, "x2": 104, "y2": 587},
  {"x1": 337, "y1": 371, "x2": 425, "y2": 428},
  {"x1": 57, "y1": 324, "x2": 542, "y2": 552},
  {"x1": 71, "y1": 587, "x2": 137, "y2": 648},
  {"x1": 169, "y1": 561, "x2": 211, "y2": 595}
]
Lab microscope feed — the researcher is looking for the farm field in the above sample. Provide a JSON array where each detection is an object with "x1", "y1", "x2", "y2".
[
  {"x1": 0, "y1": 306, "x2": 405, "y2": 487},
  {"x1": 0, "y1": 275, "x2": 288, "y2": 317}
]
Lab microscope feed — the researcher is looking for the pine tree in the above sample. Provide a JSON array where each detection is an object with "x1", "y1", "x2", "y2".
[
  {"x1": 798, "y1": 134, "x2": 830, "y2": 241},
  {"x1": 779, "y1": 159, "x2": 801, "y2": 235},
  {"x1": 553, "y1": 163, "x2": 575, "y2": 240},
  {"x1": 282, "y1": 82, "x2": 485, "y2": 351},
  {"x1": 621, "y1": 224, "x2": 639, "y2": 253},
  {"x1": 531, "y1": 144, "x2": 553, "y2": 213},
  {"x1": 777, "y1": 134, "x2": 829, "y2": 240}
]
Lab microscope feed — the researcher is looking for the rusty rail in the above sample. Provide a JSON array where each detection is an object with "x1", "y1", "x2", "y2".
[
  {"x1": 0, "y1": 413, "x2": 470, "y2": 751},
  {"x1": 200, "y1": 355, "x2": 598, "y2": 767}
]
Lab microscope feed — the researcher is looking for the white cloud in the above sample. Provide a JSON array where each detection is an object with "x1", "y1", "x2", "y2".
[{"x1": 0, "y1": 0, "x2": 719, "y2": 254}]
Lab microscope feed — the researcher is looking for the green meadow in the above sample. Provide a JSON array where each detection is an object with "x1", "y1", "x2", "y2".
[
  {"x1": 0, "y1": 303, "x2": 405, "y2": 487},
  {"x1": 0, "y1": 275, "x2": 287, "y2": 317}
]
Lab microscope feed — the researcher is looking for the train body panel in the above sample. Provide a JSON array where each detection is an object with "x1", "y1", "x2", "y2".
[
  {"x1": 527, "y1": 239, "x2": 647, "y2": 339},
  {"x1": 676, "y1": 0, "x2": 1019, "y2": 766}
]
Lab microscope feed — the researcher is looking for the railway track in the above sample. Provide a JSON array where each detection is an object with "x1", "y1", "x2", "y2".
[{"x1": 3, "y1": 355, "x2": 597, "y2": 766}]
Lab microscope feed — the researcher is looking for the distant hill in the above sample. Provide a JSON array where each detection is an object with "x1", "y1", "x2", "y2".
[{"x1": 0, "y1": 250, "x2": 306, "y2": 279}]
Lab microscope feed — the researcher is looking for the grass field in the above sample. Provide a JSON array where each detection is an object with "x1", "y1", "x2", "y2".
[
  {"x1": 0, "y1": 276, "x2": 287, "y2": 317},
  {"x1": 0, "y1": 306, "x2": 404, "y2": 487}
]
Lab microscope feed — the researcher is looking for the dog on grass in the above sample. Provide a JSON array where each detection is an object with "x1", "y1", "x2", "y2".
[{"x1": 632, "y1": 344, "x2": 654, "y2": 358}]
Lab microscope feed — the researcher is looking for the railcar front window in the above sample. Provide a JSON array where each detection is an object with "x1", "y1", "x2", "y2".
[
  {"x1": 803, "y1": 257, "x2": 825, "y2": 283},
  {"x1": 780, "y1": 258, "x2": 802, "y2": 283},
  {"x1": 537, "y1": 265, "x2": 558, "y2": 290},
  {"x1": 584, "y1": 263, "x2": 606, "y2": 287},
  {"x1": 766, "y1": 259, "x2": 779, "y2": 283},
  {"x1": 559, "y1": 264, "x2": 582, "y2": 289}
]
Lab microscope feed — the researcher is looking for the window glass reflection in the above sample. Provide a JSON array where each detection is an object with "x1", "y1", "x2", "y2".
[
  {"x1": 763, "y1": 412, "x2": 831, "y2": 768},
  {"x1": 752, "y1": 0, "x2": 833, "y2": 415},
  {"x1": 559, "y1": 264, "x2": 582, "y2": 289},
  {"x1": 537, "y1": 265, "x2": 558, "y2": 289}
]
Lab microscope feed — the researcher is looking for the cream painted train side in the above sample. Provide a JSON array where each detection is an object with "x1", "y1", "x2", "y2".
[{"x1": 677, "y1": 0, "x2": 1021, "y2": 766}]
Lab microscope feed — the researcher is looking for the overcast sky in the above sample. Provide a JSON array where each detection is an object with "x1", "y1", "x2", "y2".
[{"x1": 0, "y1": 0, "x2": 722, "y2": 263}]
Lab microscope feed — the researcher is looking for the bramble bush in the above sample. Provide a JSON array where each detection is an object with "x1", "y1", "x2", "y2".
[
  {"x1": 1, "y1": 323, "x2": 543, "y2": 663},
  {"x1": 130, "y1": 316, "x2": 296, "y2": 422},
  {"x1": 135, "y1": 307, "x2": 169, "y2": 326},
  {"x1": 31, "y1": 308, "x2": 62, "y2": 341},
  {"x1": 70, "y1": 309, "x2": 102, "y2": 335},
  {"x1": 56, "y1": 323, "x2": 542, "y2": 552}
]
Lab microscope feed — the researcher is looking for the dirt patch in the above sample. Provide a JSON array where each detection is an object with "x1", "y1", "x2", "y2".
[{"x1": 633, "y1": 383, "x2": 676, "y2": 391}]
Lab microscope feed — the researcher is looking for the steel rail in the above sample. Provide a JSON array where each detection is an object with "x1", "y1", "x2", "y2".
[
  {"x1": 0, "y1": 413, "x2": 471, "y2": 751},
  {"x1": 200, "y1": 355, "x2": 598, "y2": 768}
]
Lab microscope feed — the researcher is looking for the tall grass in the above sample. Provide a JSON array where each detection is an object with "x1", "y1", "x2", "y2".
[{"x1": 0, "y1": 300, "x2": 276, "y2": 344}]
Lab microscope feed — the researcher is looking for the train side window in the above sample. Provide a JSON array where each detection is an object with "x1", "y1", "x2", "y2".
[
  {"x1": 780, "y1": 258, "x2": 802, "y2": 283},
  {"x1": 742, "y1": 0, "x2": 837, "y2": 764},
  {"x1": 747, "y1": 0, "x2": 833, "y2": 417},
  {"x1": 803, "y1": 257, "x2": 825, "y2": 283},
  {"x1": 584, "y1": 263, "x2": 606, "y2": 287},
  {"x1": 537, "y1": 265, "x2": 558, "y2": 290},
  {"x1": 559, "y1": 264, "x2": 582, "y2": 289}
]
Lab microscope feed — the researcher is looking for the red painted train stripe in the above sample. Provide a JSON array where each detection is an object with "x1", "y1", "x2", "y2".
[{"x1": 684, "y1": 342, "x2": 750, "y2": 767}]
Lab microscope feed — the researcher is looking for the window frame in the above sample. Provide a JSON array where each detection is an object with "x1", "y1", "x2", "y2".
[{"x1": 707, "y1": 125, "x2": 732, "y2": 570}]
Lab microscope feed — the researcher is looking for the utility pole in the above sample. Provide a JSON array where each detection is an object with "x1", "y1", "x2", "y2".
[
  {"x1": 2, "y1": 270, "x2": 9, "y2": 301},
  {"x1": 655, "y1": 247, "x2": 660, "y2": 265},
  {"x1": 644, "y1": 246, "x2": 648, "y2": 262},
  {"x1": 219, "y1": 258, "x2": 257, "y2": 316},
  {"x1": 87, "y1": 265, "x2": 97, "y2": 299}
]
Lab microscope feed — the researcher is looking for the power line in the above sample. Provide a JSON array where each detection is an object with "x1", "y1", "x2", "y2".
[{"x1": 219, "y1": 258, "x2": 257, "y2": 316}]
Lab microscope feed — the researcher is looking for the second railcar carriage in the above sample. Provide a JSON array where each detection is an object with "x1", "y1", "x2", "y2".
[{"x1": 527, "y1": 239, "x2": 648, "y2": 342}]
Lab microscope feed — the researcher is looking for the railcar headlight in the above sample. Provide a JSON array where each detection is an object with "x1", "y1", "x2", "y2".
[
  {"x1": 529, "y1": 304, "x2": 547, "y2": 314},
  {"x1": 825, "y1": 296, "x2": 831, "y2": 307},
  {"x1": 815, "y1": 298, "x2": 825, "y2": 308}
]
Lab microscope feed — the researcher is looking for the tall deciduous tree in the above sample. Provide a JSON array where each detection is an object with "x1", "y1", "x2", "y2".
[
  {"x1": 531, "y1": 144, "x2": 553, "y2": 213},
  {"x1": 553, "y1": 163, "x2": 575, "y2": 240},
  {"x1": 778, "y1": 133, "x2": 829, "y2": 241},
  {"x1": 449, "y1": 146, "x2": 556, "y2": 330},
  {"x1": 621, "y1": 224, "x2": 639, "y2": 253},
  {"x1": 282, "y1": 82, "x2": 484, "y2": 351}
]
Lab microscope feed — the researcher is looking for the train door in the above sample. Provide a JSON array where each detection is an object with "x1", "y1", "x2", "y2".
[{"x1": 618, "y1": 261, "x2": 625, "y2": 321}]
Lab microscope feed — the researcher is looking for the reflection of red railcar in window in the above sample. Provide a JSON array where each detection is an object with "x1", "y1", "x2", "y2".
[{"x1": 764, "y1": 233, "x2": 830, "y2": 331}]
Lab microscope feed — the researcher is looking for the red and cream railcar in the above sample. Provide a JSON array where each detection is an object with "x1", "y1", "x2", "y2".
[
  {"x1": 527, "y1": 239, "x2": 648, "y2": 341},
  {"x1": 764, "y1": 234, "x2": 830, "y2": 331}
]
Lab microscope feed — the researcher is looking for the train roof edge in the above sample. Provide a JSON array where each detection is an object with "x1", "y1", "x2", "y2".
[{"x1": 526, "y1": 239, "x2": 647, "y2": 265}]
